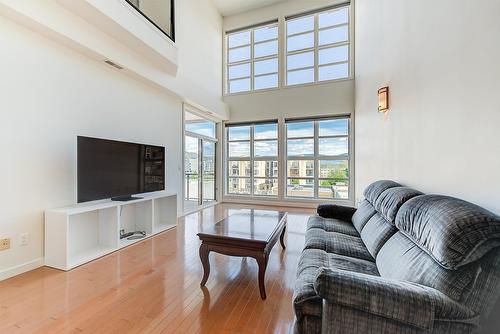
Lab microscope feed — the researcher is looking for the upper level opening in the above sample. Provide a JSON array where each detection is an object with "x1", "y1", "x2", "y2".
[{"x1": 126, "y1": 0, "x2": 175, "y2": 42}]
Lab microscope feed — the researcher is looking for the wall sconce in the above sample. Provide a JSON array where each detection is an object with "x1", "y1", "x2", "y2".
[{"x1": 378, "y1": 87, "x2": 389, "y2": 112}]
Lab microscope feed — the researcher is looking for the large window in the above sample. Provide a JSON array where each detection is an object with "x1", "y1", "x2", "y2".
[
  {"x1": 286, "y1": 117, "x2": 350, "y2": 199},
  {"x1": 226, "y1": 122, "x2": 279, "y2": 196},
  {"x1": 226, "y1": 21, "x2": 279, "y2": 94},
  {"x1": 224, "y1": 4, "x2": 352, "y2": 94},
  {"x1": 285, "y1": 5, "x2": 350, "y2": 86}
]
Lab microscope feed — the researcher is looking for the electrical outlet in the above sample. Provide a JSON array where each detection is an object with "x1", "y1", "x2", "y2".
[
  {"x1": 20, "y1": 233, "x2": 29, "y2": 246},
  {"x1": 0, "y1": 238, "x2": 11, "y2": 251}
]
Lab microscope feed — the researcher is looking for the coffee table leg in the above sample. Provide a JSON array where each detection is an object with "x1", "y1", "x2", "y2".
[
  {"x1": 199, "y1": 244, "x2": 210, "y2": 286},
  {"x1": 279, "y1": 225, "x2": 286, "y2": 249},
  {"x1": 256, "y1": 253, "x2": 268, "y2": 299}
]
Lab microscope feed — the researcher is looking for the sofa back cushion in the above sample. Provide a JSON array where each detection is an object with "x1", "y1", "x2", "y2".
[
  {"x1": 374, "y1": 187, "x2": 423, "y2": 223},
  {"x1": 356, "y1": 183, "x2": 422, "y2": 258},
  {"x1": 351, "y1": 199, "x2": 376, "y2": 232},
  {"x1": 395, "y1": 195, "x2": 500, "y2": 270},
  {"x1": 377, "y1": 232, "x2": 480, "y2": 302},
  {"x1": 352, "y1": 180, "x2": 401, "y2": 234},
  {"x1": 378, "y1": 232, "x2": 500, "y2": 316},
  {"x1": 363, "y1": 180, "x2": 401, "y2": 204},
  {"x1": 360, "y1": 213, "x2": 398, "y2": 258}
]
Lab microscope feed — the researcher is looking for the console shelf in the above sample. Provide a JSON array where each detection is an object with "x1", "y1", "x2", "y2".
[{"x1": 45, "y1": 192, "x2": 177, "y2": 271}]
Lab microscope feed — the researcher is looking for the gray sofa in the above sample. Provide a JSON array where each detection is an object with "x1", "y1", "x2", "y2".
[{"x1": 293, "y1": 180, "x2": 500, "y2": 334}]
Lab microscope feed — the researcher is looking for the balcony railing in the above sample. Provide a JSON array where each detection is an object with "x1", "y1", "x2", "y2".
[{"x1": 126, "y1": 0, "x2": 175, "y2": 42}]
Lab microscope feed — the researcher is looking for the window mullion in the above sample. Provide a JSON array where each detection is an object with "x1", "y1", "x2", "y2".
[
  {"x1": 250, "y1": 125, "x2": 255, "y2": 196},
  {"x1": 250, "y1": 30, "x2": 255, "y2": 92},
  {"x1": 317, "y1": 22, "x2": 348, "y2": 32},
  {"x1": 314, "y1": 13, "x2": 319, "y2": 83},
  {"x1": 287, "y1": 47, "x2": 315, "y2": 56},
  {"x1": 314, "y1": 120, "x2": 319, "y2": 198}
]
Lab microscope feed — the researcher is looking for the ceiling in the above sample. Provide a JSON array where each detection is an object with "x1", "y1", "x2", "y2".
[{"x1": 212, "y1": 0, "x2": 289, "y2": 16}]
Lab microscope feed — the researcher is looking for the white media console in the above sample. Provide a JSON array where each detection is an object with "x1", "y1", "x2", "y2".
[{"x1": 45, "y1": 192, "x2": 177, "y2": 270}]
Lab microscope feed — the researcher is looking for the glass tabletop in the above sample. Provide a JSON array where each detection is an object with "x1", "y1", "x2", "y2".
[{"x1": 198, "y1": 209, "x2": 287, "y2": 242}]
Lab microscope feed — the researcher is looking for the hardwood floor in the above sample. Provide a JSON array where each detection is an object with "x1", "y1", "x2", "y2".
[{"x1": 0, "y1": 203, "x2": 315, "y2": 334}]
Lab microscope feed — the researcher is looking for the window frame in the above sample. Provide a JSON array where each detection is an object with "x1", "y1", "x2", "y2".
[
  {"x1": 223, "y1": 3, "x2": 353, "y2": 96},
  {"x1": 223, "y1": 115, "x2": 353, "y2": 205},
  {"x1": 285, "y1": 116, "x2": 351, "y2": 200},
  {"x1": 225, "y1": 122, "x2": 279, "y2": 197},
  {"x1": 285, "y1": 5, "x2": 351, "y2": 86},
  {"x1": 225, "y1": 21, "x2": 280, "y2": 94}
]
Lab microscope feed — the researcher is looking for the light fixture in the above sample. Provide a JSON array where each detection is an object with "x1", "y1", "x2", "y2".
[{"x1": 378, "y1": 86, "x2": 389, "y2": 112}]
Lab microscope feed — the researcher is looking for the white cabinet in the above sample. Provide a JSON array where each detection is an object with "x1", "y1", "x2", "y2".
[{"x1": 45, "y1": 192, "x2": 177, "y2": 270}]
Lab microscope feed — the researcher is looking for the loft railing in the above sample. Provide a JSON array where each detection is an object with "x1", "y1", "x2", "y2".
[{"x1": 125, "y1": 0, "x2": 175, "y2": 42}]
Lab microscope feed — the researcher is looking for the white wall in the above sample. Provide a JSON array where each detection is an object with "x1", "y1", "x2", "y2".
[
  {"x1": 0, "y1": 0, "x2": 223, "y2": 280},
  {"x1": 355, "y1": 0, "x2": 500, "y2": 215},
  {"x1": 225, "y1": 80, "x2": 354, "y2": 122},
  {"x1": 176, "y1": 0, "x2": 223, "y2": 102},
  {"x1": 224, "y1": 0, "x2": 354, "y2": 123}
]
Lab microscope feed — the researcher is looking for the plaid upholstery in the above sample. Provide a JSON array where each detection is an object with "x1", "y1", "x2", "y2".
[
  {"x1": 307, "y1": 215, "x2": 359, "y2": 237},
  {"x1": 293, "y1": 180, "x2": 500, "y2": 334},
  {"x1": 377, "y1": 232, "x2": 480, "y2": 302},
  {"x1": 374, "y1": 187, "x2": 423, "y2": 223},
  {"x1": 304, "y1": 226, "x2": 374, "y2": 261},
  {"x1": 352, "y1": 199, "x2": 377, "y2": 232},
  {"x1": 363, "y1": 180, "x2": 401, "y2": 203},
  {"x1": 321, "y1": 303, "x2": 427, "y2": 334},
  {"x1": 294, "y1": 248, "x2": 379, "y2": 318},
  {"x1": 314, "y1": 268, "x2": 476, "y2": 330},
  {"x1": 462, "y1": 247, "x2": 500, "y2": 317},
  {"x1": 360, "y1": 213, "x2": 398, "y2": 258},
  {"x1": 293, "y1": 316, "x2": 321, "y2": 334},
  {"x1": 320, "y1": 303, "x2": 478, "y2": 334},
  {"x1": 396, "y1": 195, "x2": 500, "y2": 269}
]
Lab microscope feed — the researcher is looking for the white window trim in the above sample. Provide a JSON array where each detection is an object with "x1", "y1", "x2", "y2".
[
  {"x1": 223, "y1": 115, "x2": 354, "y2": 206},
  {"x1": 225, "y1": 22, "x2": 280, "y2": 94},
  {"x1": 225, "y1": 122, "x2": 279, "y2": 197},
  {"x1": 285, "y1": 6, "x2": 351, "y2": 86},
  {"x1": 182, "y1": 105, "x2": 222, "y2": 214},
  {"x1": 285, "y1": 117, "x2": 351, "y2": 200},
  {"x1": 223, "y1": 2, "x2": 353, "y2": 96}
]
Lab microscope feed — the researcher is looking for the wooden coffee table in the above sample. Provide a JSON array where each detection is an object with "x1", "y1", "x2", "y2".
[{"x1": 197, "y1": 209, "x2": 288, "y2": 300}]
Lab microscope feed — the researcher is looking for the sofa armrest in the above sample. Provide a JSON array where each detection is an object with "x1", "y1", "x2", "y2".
[
  {"x1": 314, "y1": 268, "x2": 474, "y2": 330},
  {"x1": 317, "y1": 204, "x2": 356, "y2": 221}
]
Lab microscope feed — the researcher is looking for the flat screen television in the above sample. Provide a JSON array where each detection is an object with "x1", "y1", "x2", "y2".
[{"x1": 77, "y1": 136, "x2": 165, "y2": 203}]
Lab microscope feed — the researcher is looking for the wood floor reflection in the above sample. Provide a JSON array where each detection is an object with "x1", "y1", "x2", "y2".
[{"x1": 0, "y1": 203, "x2": 314, "y2": 334}]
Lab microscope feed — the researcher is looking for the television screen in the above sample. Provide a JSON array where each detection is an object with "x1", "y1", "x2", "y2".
[{"x1": 77, "y1": 136, "x2": 165, "y2": 203}]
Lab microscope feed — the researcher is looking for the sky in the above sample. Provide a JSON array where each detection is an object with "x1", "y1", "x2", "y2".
[
  {"x1": 227, "y1": 7, "x2": 349, "y2": 92},
  {"x1": 227, "y1": 120, "x2": 349, "y2": 158}
]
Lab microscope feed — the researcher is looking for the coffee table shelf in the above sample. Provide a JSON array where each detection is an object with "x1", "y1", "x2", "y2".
[{"x1": 197, "y1": 209, "x2": 287, "y2": 299}]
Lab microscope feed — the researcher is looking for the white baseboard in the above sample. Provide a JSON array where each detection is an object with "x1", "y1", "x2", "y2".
[{"x1": 0, "y1": 258, "x2": 44, "y2": 281}]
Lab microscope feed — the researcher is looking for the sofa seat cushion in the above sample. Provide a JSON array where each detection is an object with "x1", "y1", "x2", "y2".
[
  {"x1": 305, "y1": 227, "x2": 374, "y2": 261},
  {"x1": 396, "y1": 195, "x2": 500, "y2": 269},
  {"x1": 307, "y1": 215, "x2": 359, "y2": 237},
  {"x1": 294, "y1": 248, "x2": 380, "y2": 318}
]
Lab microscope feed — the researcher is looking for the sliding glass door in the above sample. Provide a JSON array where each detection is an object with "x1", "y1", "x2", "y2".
[
  {"x1": 184, "y1": 111, "x2": 218, "y2": 212},
  {"x1": 202, "y1": 140, "x2": 216, "y2": 203},
  {"x1": 185, "y1": 136, "x2": 200, "y2": 206}
]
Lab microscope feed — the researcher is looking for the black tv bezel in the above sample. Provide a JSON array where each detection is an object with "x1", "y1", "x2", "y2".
[{"x1": 77, "y1": 136, "x2": 166, "y2": 203}]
